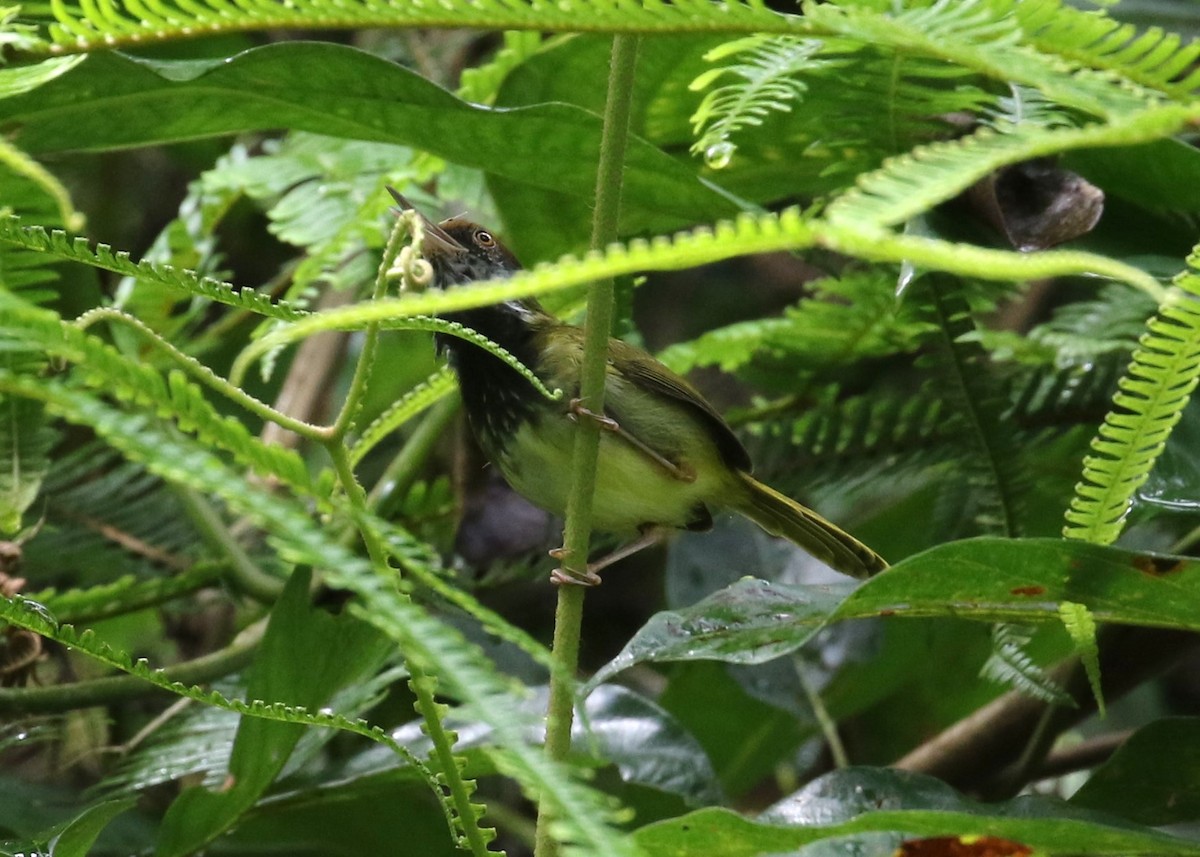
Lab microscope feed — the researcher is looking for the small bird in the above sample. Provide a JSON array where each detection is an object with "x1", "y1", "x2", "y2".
[{"x1": 390, "y1": 189, "x2": 886, "y2": 584}]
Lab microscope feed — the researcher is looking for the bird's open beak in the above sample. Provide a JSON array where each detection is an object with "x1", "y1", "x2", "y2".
[{"x1": 386, "y1": 187, "x2": 466, "y2": 256}]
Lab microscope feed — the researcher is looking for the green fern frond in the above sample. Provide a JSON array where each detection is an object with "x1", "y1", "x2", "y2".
[
  {"x1": 409, "y1": 670, "x2": 499, "y2": 855},
  {"x1": 28, "y1": 562, "x2": 226, "y2": 624},
  {"x1": 747, "y1": 385, "x2": 950, "y2": 478},
  {"x1": 371, "y1": 518, "x2": 558, "y2": 679},
  {"x1": 458, "y1": 30, "x2": 548, "y2": 105},
  {"x1": 982, "y1": 84, "x2": 1076, "y2": 130},
  {"x1": 0, "y1": 374, "x2": 634, "y2": 856},
  {"x1": 223, "y1": 209, "x2": 1163, "y2": 362},
  {"x1": 920, "y1": 276, "x2": 1029, "y2": 536},
  {"x1": 0, "y1": 215, "x2": 306, "y2": 321},
  {"x1": 827, "y1": 102, "x2": 1197, "y2": 229},
  {"x1": 351, "y1": 368, "x2": 457, "y2": 467},
  {"x1": 0, "y1": 299, "x2": 318, "y2": 501},
  {"x1": 26, "y1": 442, "x2": 204, "y2": 585},
  {"x1": 1064, "y1": 252, "x2": 1200, "y2": 544},
  {"x1": 236, "y1": 313, "x2": 562, "y2": 404},
  {"x1": 980, "y1": 623, "x2": 1071, "y2": 704},
  {"x1": 36, "y1": 0, "x2": 807, "y2": 55},
  {"x1": 659, "y1": 270, "x2": 929, "y2": 375},
  {"x1": 805, "y1": 1, "x2": 1152, "y2": 118},
  {"x1": 689, "y1": 34, "x2": 825, "y2": 162},
  {"x1": 0, "y1": 592, "x2": 447, "y2": 804},
  {"x1": 1007, "y1": 353, "x2": 1125, "y2": 429},
  {"x1": 689, "y1": 1, "x2": 1020, "y2": 167},
  {"x1": 996, "y1": 0, "x2": 1200, "y2": 99},
  {"x1": 1028, "y1": 284, "x2": 1157, "y2": 365},
  {"x1": 0, "y1": 371, "x2": 56, "y2": 535},
  {"x1": 1059, "y1": 600, "x2": 1104, "y2": 715}
]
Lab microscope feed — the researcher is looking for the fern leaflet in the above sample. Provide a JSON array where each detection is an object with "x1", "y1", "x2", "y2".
[
  {"x1": 0, "y1": 215, "x2": 306, "y2": 321},
  {"x1": 1064, "y1": 250, "x2": 1200, "y2": 544}
]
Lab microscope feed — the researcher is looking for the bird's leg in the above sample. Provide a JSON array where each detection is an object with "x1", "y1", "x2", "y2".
[
  {"x1": 567, "y1": 399, "x2": 696, "y2": 483},
  {"x1": 549, "y1": 527, "x2": 668, "y2": 587}
]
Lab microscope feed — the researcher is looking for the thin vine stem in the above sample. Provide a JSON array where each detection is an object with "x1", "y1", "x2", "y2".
[
  {"x1": 366, "y1": 394, "x2": 460, "y2": 513},
  {"x1": 0, "y1": 618, "x2": 265, "y2": 715},
  {"x1": 75, "y1": 307, "x2": 326, "y2": 442},
  {"x1": 325, "y1": 209, "x2": 410, "y2": 442},
  {"x1": 318, "y1": 244, "x2": 494, "y2": 854},
  {"x1": 534, "y1": 32, "x2": 641, "y2": 857},
  {"x1": 172, "y1": 485, "x2": 285, "y2": 602}
]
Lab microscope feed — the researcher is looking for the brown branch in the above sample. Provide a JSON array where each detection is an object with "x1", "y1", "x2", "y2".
[
  {"x1": 893, "y1": 626, "x2": 1199, "y2": 794},
  {"x1": 1034, "y1": 729, "x2": 1133, "y2": 781}
]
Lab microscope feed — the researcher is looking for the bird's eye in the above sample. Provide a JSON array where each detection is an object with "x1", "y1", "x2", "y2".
[{"x1": 474, "y1": 230, "x2": 496, "y2": 248}]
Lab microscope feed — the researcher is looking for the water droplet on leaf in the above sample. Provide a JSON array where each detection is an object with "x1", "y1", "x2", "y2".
[{"x1": 704, "y1": 141, "x2": 735, "y2": 169}]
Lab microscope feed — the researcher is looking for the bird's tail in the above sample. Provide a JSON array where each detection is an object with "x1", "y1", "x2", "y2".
[{"x1": 731, "y1": 472, "x2": 887, "y2": 579}]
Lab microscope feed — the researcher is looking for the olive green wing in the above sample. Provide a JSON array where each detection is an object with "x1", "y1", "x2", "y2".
[{"x1": 607, "y1": 337, "x2": 752, "y2": 472}]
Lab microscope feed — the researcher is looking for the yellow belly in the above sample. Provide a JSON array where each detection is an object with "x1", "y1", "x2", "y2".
[{"x1": 495, "y1": 410, "x2": 729, "y2": 535}]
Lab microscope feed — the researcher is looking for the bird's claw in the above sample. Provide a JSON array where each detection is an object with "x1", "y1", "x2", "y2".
[
  {"x1": 567, "y1": 398, "x2": 619, "y2": 431},
  {"x1": 565, "y1": 399, "x2": 695, "y2": 483},
  {"x1": 550, "y1": 566, "x2": 603, "y2": 587}
]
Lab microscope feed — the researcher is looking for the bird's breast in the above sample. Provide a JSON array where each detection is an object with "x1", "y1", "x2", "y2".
[{"x1": 496, "y1": 406, "x2": 730, "y2": 535}]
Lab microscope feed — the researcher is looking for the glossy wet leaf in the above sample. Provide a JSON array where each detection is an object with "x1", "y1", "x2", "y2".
[
  {"x1": 586, "y1": 577, "x2": 856, "y2": 689},
  {"x1": 593, "y1": 539, "x2": 1200, "y2": 687},
  {"x1": 835, "y1": 538, "x2": 1200, "y2": 630},
  {"x1": 634, "y1": 767, "x2": 1200, "y2": 856},
  {"x1": 372, "y1": 683, "x2": 720, "y2": 806},
  {"x1": 584, "y1": 684, "x2": 722, "y2": 806}
]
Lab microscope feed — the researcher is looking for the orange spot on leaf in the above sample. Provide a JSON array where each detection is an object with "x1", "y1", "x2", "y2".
[
  {"x1": 896, "y1": 835, "x2": 1032, "y2": 857},
  {"x1": 1132, "y1": 555, "x2": 1185, "y2": 576},
  {"x1": 1010, "y1": 586, "x2": 1045, "y2": 597}
]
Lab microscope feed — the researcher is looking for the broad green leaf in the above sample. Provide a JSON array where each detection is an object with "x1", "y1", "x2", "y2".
[
  {"x1": 219, "y1": 780, "x2": 462, "y2": 857},
  {"x1": 835, "y1": 538, "x2": 1200, "y2": 630},
  {"x1": 586, "y1": 577, "x2": 857, "y2": 690},
  {"x1": 634, "y1": 767, "x2": 1200, "y2": 856},
  {"x1": 1068, "y1": 139, "x2": 1200, "y2": 212},
  {"x1": 376, "y1": 684, "x2": 721, "y2": 807},
  {"x1": 1071, "y1": 717, "x2": 1200, "y2": 825},
  {"x1": 44, "y1": 798, "x2": 138, "y2": 857},
  {"x1": 0, "y1": 43, "x2": 733, "y2": 240},
  {"x1": 157, "y1": 567, "x2": 389, "y2": 856},
  {"x1": 592, "y1": 539, "x2": 1200, "y2": 687},
  {"x1": 580, "y1": 685, "x2": 721, "y2": 807}
]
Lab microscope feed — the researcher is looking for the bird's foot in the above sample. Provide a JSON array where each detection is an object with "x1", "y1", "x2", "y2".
[
  {"x1": 550, "y1": 566, "x2": 603, "y2": 587},
  {"x1": 567, "y1": 399, "x2": 620, "y2": 431},
  {"x1": 567, "y1": 399, "x2": 696, "y2": 483},
  {"x1": 548, "y1": 549, "x2": 603, "y2": 586},
  {"x1": 547, "y1": 527, "x2": 670, "y2": 587}
]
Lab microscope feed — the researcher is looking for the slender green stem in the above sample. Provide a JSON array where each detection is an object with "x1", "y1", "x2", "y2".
[
  {"x1": 534, "y1": 33, "x2": 640, "y2": 857},
  {"x1": 327, "y1": 211, "x2": 410, "y2": 442},
  {"x1": 367, "y1": 395, "x2": 460, "y2": 514},
  {"x1": 795, "y1": 658, "x2": 848, "y2": 769},
  {"x1": 326, "y1": 443, "x2": 392, "y2": 571},
  {"x1": 173, "y1": 485, "x2": 285, "y2": 602},
  {"x1": 0, "y1": 619, "x2": 264, "y2": 715},
  {"x1": 75, "y1": 307, "x2": 326, "y2": 441}
]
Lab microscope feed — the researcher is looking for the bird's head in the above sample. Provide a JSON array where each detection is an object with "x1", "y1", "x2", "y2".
[{"x1": 388, "y1": 187, "x2": 521, "y2": 286}]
